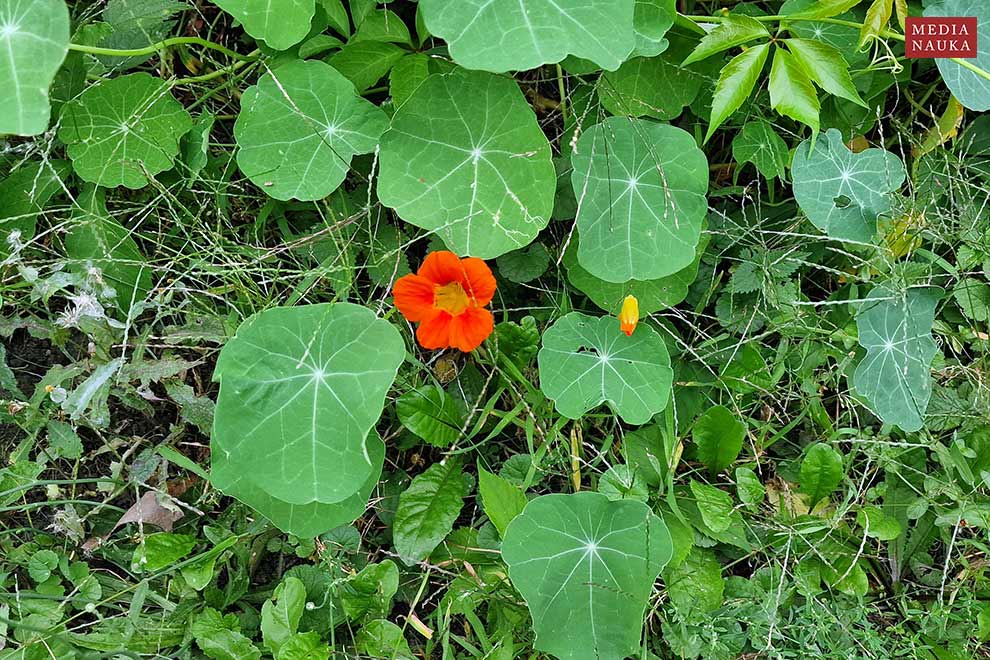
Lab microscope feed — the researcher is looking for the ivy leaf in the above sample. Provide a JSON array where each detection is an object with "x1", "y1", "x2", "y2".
[
  {"x1": 693, "y1": 405, "x2": 746, "y2": 475},
  {"x1": 501, "y1": 492, "x2": 672, "y2": 660},
  {"x1": 213, "y1": 0, "x2": 315, "y2": 50},
  {"x1": 926, "y1": 0, "x2": 990, "y2": 111},
  {"x1": 707, "y1": 42, "x2": 770, "y2": 141},
  {"x1": 683, "y1": 15, "x2": 770, "y2": 66},
  {"x1": 799, "y1": 442, "x2": 843, "y2": 505},
  {"x1": 768, "y1": 47, "x2": 820, "y2": 137},
  {"x1": 379, "y1": 69, "x2": 555, "y2": 259},
  {"x1": 791, "y1": 128, "x2": 906, "y2": 242},
  {"x1": 0, "y1": 0, "x2": 70, "y2": 136},
  {"x1": 538, "y1": 312, "x2": 673, "y2": 424},
  {"x1": 396, "y1": 385, "x2": 464, "y2": 448},
  {"x1": 58, "y1": 72, "x2": 193, "y2": 189},
  {"x1": 211, "y1": 303, "x2": 404, "y2": 505},
  {"x1": 234, "y1": 59, "x2": 387, "y2": 201},
  {"x1": 477, "y1": 465, "x2": 528, "y2": 537},
  {"x1": 731, "y1": 120, "x2": 789, "y2": 179},
  {"x1": 393, "y1": 458, "x2": 472, "y2": 564},
  {"x1": 852, "y1": 286, "x2": 939, "y2": 432},
  {"x1": 417, "y1": 0, "x2": 637, "y2": 73},
  {"x1": 785, "y1": 38, "x2": 866, "y2": 107},
  {"x1": 571, "y1": 117, "x2": 708, "y2": 282}
]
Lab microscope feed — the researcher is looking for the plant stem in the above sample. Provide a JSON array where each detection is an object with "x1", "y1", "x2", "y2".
[{"x1": 68, "y1": 36, "x2": 253, "y2": 61}]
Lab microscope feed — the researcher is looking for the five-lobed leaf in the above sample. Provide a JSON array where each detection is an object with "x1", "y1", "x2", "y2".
[{"x1": 707, "y1": 42, "x2": 770, "y2": 141}]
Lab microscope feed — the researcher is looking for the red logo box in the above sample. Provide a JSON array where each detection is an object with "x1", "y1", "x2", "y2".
[{"x1": 905, "y1": 17, "x2": 978, "y2": 58}]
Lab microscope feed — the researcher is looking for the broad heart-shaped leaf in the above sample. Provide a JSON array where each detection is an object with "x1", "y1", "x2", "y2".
[
  {"x1": 211, "y1": 303, "x2": 403, "y2": 505},
  {"x1": 213, "y1": 0, "x2": 314, "y2": 50},
  {"x1": 234, "y1": 59, "x2": 387, "y2": 201},
  {"x1": 393, "y1": 458, "x2": 472, "y2": 564},
  {"x1": 731, "y1": 120, "x2": 789, "y2": 180},
  {"x1": 571, "y1": 117, "x2": 708, "y2": 283},
  {"x1": 538, "y1": 312, "x2": 672, "y2": 424},
  {"x1": 378, "y1": 69, "x2": 555, "y2": 259},
  {"x1": 417, "y1": 0, "x2": 636, "y2": 73},
  {"x1": 58, "y1": 73, "x2": 193, "y2": 189},
  {"x1": 211, "y1": 432, "x2": 384, "y2": 538},
  {"x1": 0, "y1": 0, "x2": 69, "y2": 136},
  {"x1": 562, "y1": 230, "x2": 708, "y2": 316},
  {"x1": 926, "y1": 0, "x2": 990, "y2": 111},
  {"x1": 852, "y1": 285, "x2": 939, "y2": 432},
  {"x1": 501, "y1": 492, "x2": 672, "y2": 660},
  {"x1": 791, "y1": 128, "x2": 906, "y2": 242}
]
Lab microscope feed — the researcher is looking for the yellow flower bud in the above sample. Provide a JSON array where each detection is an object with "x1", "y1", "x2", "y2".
[{"x1": 619, "y1": 295, "x2": 639, "y2": 336}]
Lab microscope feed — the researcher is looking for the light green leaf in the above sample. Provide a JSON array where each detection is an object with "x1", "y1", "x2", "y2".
[
  {"x1": 631, "y1": 0, "x2": 676, "y2": 57},
  {"x1": 0, "y1": 0, "x2": 69, "y2": 136},
  {"x1": 389, "y1": 53, "x2": 431, "y2": 108},
  {"x1": 852, "y1": 286, "x2": 939, "y2": 432},
  {"x1": 538, "y1": 312, "x2": 673, "y2": 424},
  {"x1": 799, "y1": 443, "x2": 843, "y2": 505},
  {"x1": 210, "y1": 303, "x2": 403, "y2": 505},
  {"x1": 327, "y1": 40, "x2": 405, "y2": 92},
  {"x1": 341, "y1": 560, "x2": 399, "y2": 621},
  {"x1": 502, "y1": 492, "x2": 672, "y2": 660},
  {"x1": 571, "y1": 117, "x2": 708, "y2": 282},
  {"x1": 781, "y1": 0, "x2": 865, "y2": 66},
  {"x1": 734, "y1": 467, "x2": 765, "y2": 507},
  {"x1": 213, "y1": 0, "x2": 314, "y2": 50},
  {"x1": 790, "y1": 0, "x2": 864, "y2": 19},
  {"x1": 791, "y1": 128, "x2": 906, "y2": 241},
  {"x1": 926, "y1": 0, "x2": 990, "y2": 111},
  {"x1": 693, "y1": 405, "x2": 746, "y2": 475},
  {"x1": 262, "y1": 576, "x2": 306, "y2": 654},
  {"x1": 396, "y1": 385, "x2": 464, "y2": 448},
  {"x1": 393, "y1": 458, "x2": 471, "y2": 563},
  {"x1": 418, "y1": 0, "x2": 636, "y2": 73},
  {"x1": 706, "y1": 42, "x2": 770, "y2": 140},
  {"x1": 478, "y1": 465, "x2": 528, "y2": 537},
  {"x1": 379, "y1": 69, "x2": 555, "y2": 258},
  {"x1": 857, "y1": 505, "x2": 902, "y2": 540},
  {"x1": 353, "y1": 8, "x2": 412, "y2": 45},
  {"x1": 623, "y1": 425, "x2": 666, "y2": 487},
  {"x1": 953, "y1": 277, "x2": 990, "y2": 321},
  {"x1": 858, "y1": 0, "x2": 892, "y2": 49},
  {"x1": 354, "y1": 620, "x2": 415, "y2": 660},
  {"x1": 0, "y1": 159, "x2": 69, "y2": 256},
  {"x1": 731, "y1": 120, "x2": 789, "y2": 179},
  {"x1": 598, "y1": 464, "x2": 649, "y2": 502},
  {"x1": 683, "y1": 15, "x2": 770, "y2": 66},
  {"x1": 689, "y1": 479, "x2": 733, "y2": 533},
  {"x1": 234, "y1": 59, "x2": 387, "y2": 201},
  {"x1": 98, "y1": 0, "x2": 185, "y2": 71},
  {"x1": 58, "y1": 72, "x2": 193, "y2": 189},
  {"x1": 768, "y1": 47, "x2": 820, "y2": 137},
  {"x1": 276, "y1": 632, "x2": 330, "y2": 660},
  {"x1": 132, "y1": 532, "x2": 196, "y2": 572},
  {"x1": 785, "y1": 38, "x2": 866, "y2": 107},
  {"x1": 663, "y1": 547, "x2": 724, "y2": 623},
  {"x1": 192, "y1": 608, "x2": 262, "y2": 660},
  {"x1": 28, "y1": 549, "x2": 58, "y2": 583},
  {"x1": 66, "y1": 187, "x2": 151, "y2": 315}
]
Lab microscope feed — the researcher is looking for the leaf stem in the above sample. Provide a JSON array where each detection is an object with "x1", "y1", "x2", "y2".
[{"x1": 68, "y1": 36, "x2": 254, "y2": 61}]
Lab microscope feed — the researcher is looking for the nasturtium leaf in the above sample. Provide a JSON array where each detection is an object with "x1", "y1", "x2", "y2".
[
  {"x1": 396, "y1": 385, "x2": 464, "y2": 448},
  {"x1": 925, "y1": 0, "x2": 990, "y2": 111},
  {"x1": 496, "y1": 242, "x2": 551, "y2": 283},
  {"x1": 211, "y1": 303, "x2": 403, "y2": 505},
  {"x1": 378, "y1": 69, "x2": 555, "y2": 258},
  {"x1": 58, "y1": 73, "x2": 193, "y2": 189},
  {"x1": 502, "y1": 492, "x2": 672, "y2": 660},
  {"x1": 212, "y1": 432, "x2": 385, "y2": 538},
  {"x1": 234, "y1": 59, "x2": 387, "y2": 201},
  {"x1": 768, "y1": 47, "x2": 820, "y2": 137},
  {"x1": 393, "y1": 458, "x2": 472, "y2": 564},
  {"x1": 791, "y1": 128, "x2": 906, "y2": 242},
  {"x1": 799, "y1": 442, "x2": 843, "y2": 505},
  {"x1": 562, "y1": 231, "x2": 708, "y2": 316},
  {"x1": 417, "y1": 0, "x2": 636, "y2": 73},
  {"x1": 631, "y1": 0, "x2": 675, "y2": 58},
  {"x1": 852, "y1": 285, "x2": 939, "y2": 432},
  {"x1": 731, "y1": 120, "x2": 789, "y2": 179},
  {"x1": 538, "y1": 312, "x2": 673, "y2": 424},
  {"x1": 0, "y1": 0, "x2": 69, "y2": 136},
  {"x1": 693, "y1": 405, "x2": 746, "y2": 475},
  {"x1": 213, "y1": 0, "x2": 314, "y2": 50},
  {"x1": 571, "y1": 117, "x2": 708, "y2": 282},
  {"x1": 0, "y1": 159, "x2": 69, "y2": 256}
]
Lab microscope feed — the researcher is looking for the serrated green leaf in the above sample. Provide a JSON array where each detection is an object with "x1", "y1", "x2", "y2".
[
  {"x1": 571, "y1": 117, "x2": 708, "y2": 282},
  {"x1": 396, "y1": 385, "x2": 464, "y2": 448},
  {"x1": 799, "y1": 443, "x2": 843, "y2": 505},
  {"x1": 502, "y1": 492, "x2": 672, "y2": 660},
  {"x1": 478, "y1": 465, "x2": 528, "y2": 537},
  {"x1": 418, "y1": 0, "x2": 637, "y2": 73},
  {"x1": 389, "y1": 53, "x2": 430, "y2": 108},
  {"x1": 0, "y1": 0, "x2": 70, "y2": 136},
  {"x1": 785, "y1": 38, "x2": 866, "y2": 107},
  {"x1": 707, "y1": 43, "x2": 770, "y2": 141},
  {"x1": 214, "y1": 0, "x2": 314, "y2": 50},
  {"x1": 790, "y1": 0, "x2": 864, "y2": 19},
  {"x1": 684, "y1": 15, "x2": 770, "y2": 66},
  {"x1": 393, "y1": 458, "x2": 471, "y2": 563},
  {"x1": 693, "y1": 405, "x2": 746, "y2": 475},
  {"x1": 538, "y1": 312, "x2": 672, "y2": 424},
  {"x1": 379, "y1": 69, "x2": 555, "y2": 259},
  {"x1": 731, "y1": 120, "x2": 789, "y2": 179},
  {"x1": 768, "y1": 46, "x2": 820, "y2": 137},
  {"x1": 926, "y1": 1, "x2": 990, "y2": 111}
]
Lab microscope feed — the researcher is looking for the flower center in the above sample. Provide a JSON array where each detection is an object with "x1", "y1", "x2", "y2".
[{"x1": 434, "y1": 281, "x2": 471, "y2": 315}]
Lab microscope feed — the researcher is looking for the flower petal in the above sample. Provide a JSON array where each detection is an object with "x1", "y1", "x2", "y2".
[
  {"x1": 459, "y1": 257, "x2": 496, "y2": 307},
  {"x1": 447, "y1": 307, "x2": 494, "y2": 352},
  {"x1": 393, "y1": 274, "x2": 436, "y2": 322},
  {"x1": 416, "y1": 311, "x2": 452, "y2": 349},
  {"x1": 417, "y1": 251, "x2": 464, "y2": 285}
]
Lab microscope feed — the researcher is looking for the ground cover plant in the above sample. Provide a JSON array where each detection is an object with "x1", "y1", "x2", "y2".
[{"x1": 2, "y1": 0, "x2": 990, "y2": 658}]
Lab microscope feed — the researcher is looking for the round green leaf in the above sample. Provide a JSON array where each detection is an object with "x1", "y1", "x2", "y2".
[
  {"x1": 0, "y1": 0, "x2": 69, "y2": 136},
  {"x1": 379, "y1": 69, "x2": 554, "y2": 258},
  {"x1": 852, "y1": 285, "x2": 939, "y2": 432},
  {"x1": 496, "y1": 242, "x2": 551, "y2": 284},
  {"x1": 791, "y1": 128, "x2": 906, "y2": 242},
  {"x1": 926, "y1": 0, "x2": 990, "y2": 111},
  {"x1": 234, "y1": 59, "x2": 387, "y2": 201},
  {"x1": 692, "y1": 405, "x2": 746, "y2": 475},
  {"x1": 211, "y1": 302, "x2": 404, "y2": 505},
  {"x1": 213, "y1": 0, "x2": 315, "y2": 50},
  {"x1": 58, "y1": 72, "x2": 193, "y2": 189},
  {"x1": 799, "y1": 442, "x2": 843, "y2": 506},
  {"x1": 502, "y1": 492, "x2": 672, "y2": 660},
  {"x1": 538, "y1": 312, "x2": 672, "y2": 424},
  {"x1": 418, "y1": 0, "x2": 636, "y2": 73},
  {"x1": 571, "y1": 117, "x2": 708, "y2": 282}
]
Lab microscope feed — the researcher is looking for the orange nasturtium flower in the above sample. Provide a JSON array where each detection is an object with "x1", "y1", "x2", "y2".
[
  {"x1": 619, "y1": 295, "x2": 639, "y2": 336},
  {"x1": 393, "y1": 251, "x2": 496, "y2": 352}
]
